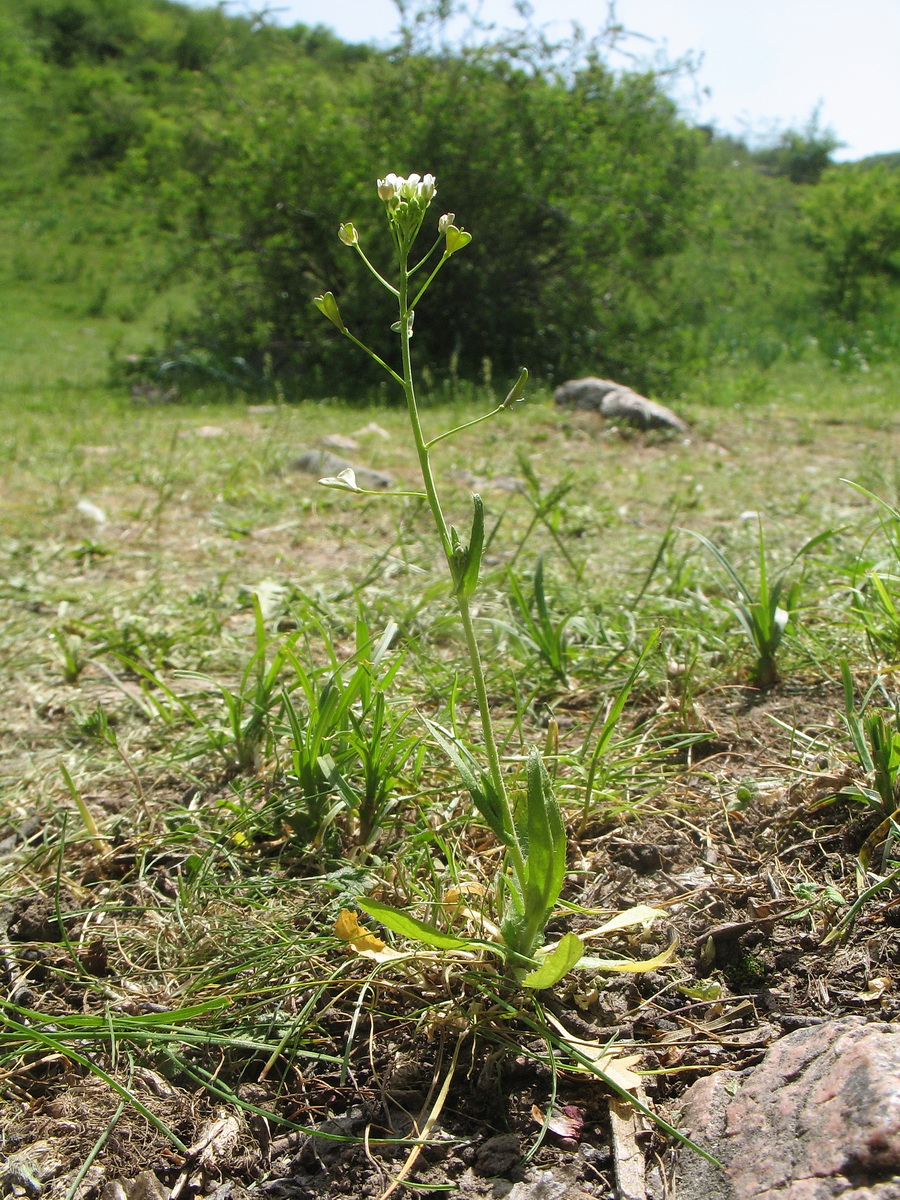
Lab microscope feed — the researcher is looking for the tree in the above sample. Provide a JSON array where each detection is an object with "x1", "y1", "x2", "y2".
[{"x1": 751, "y1": 111, "x2": 841, "y2": 185}]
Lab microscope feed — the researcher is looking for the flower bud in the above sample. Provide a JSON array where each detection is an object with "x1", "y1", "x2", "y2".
[
  {"x1": 377, "y1": 173, "x2": 399, "y2": 202},
  {"x1": 313, "y1": 291, "x2": 346, "y2": 332},
  {"x1": 338, "y1": 222, "x2": 358, "y2": 246},
  {"x1": 438, "y1": 212, "x2": 455, "y2": 234},
  {"x1": 420, "y1": 173, "x2": 436, "y2": 202},
  {"x1": 444, "y1": 225, "x2": 473, "y2": 256}
]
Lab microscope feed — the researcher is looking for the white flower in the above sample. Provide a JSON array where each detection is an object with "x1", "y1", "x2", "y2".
[
  {"x1": 377, "y1": 173, "x2": 400, "y2": 202},
  {"x1": 438, "y1": 212, "x2": 455, "y2": 234},
  {"x1": 378, "y1": 172, "x2": 437, "y2": 206},
  {"x1": 399, "y1": 173, "x2": 421, "y2": 199}
]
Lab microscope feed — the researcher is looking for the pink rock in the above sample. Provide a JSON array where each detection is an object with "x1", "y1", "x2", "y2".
[{"x1": 674, "y1": 1019, "x2": 900, "y2": 1199}]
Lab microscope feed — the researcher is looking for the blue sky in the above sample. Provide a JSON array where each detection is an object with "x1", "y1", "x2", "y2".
[{"x1": 195, "y1": 0, "x2": 900, "y2": 161}]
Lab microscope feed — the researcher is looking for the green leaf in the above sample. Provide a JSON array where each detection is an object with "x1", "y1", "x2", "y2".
[
  {"x1": 461, "y1": 494, "x2": 485, "y2": 598},
  {"x1": 583, "y1": 629, "x2": 660, "y2": 765},
  {"x1": 522, "y1": 748, "x2": 567, "y2": 929},
  {"x1": 686, "y1": 529, "x2": 752, "y2": 603},
  {"x1": 533, "y1": 555, "x2": 553, "y2": 637},
  {"x1": 449, "y1": 495, "x2": 485, "y2": 599},
  {"x1": 425, "y1": 719, "x2": 509, "y2": 843},
  {"x1": 841, "y1": 479, "x2": 900, "y2": 524},
  {"x1": 522, "y1": 932, "x2": 584, "y2": 988},
  {"x1": 358, "y1": 898, "x2": 470, "y2": 950}
]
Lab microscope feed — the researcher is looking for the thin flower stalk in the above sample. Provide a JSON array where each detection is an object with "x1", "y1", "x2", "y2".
[{"x1": 314, "y1": 172, "x2": 564, "y2": 974}]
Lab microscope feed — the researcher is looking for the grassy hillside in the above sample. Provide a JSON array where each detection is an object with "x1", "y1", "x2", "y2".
[
  {"x1": 2, "y1": 0, "x2": 898, "y2": 404},
  {"x1": 0, "y1": 0, "x2": 370, "y2": 394}
]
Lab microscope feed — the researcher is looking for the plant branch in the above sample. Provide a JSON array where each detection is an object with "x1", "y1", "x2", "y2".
[
  {"x1": 343, "y1": 330, "x2": 405, "y2": 388},
  {"x1": 409, "y1": 235, "x2": 444, "y2": 276},
  {"x1": 410, "y1": 253, "x2": 451, "y2": 310},
  {"x1": 353, "y1": 243, "x2": 400, "y2": 296},
  {"x1": 425, "y1": 404, "x2": 507, "y2": 449}
]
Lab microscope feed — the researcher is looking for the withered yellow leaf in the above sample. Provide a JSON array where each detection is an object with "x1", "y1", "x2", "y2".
[
  {"x1": 856, "y1": 976, "x2": 890, "y2": 1001},
  {"x1": 544, "y1": 1012, "x2": 643, "y2": 1092},
  {"x1": 355, "y1": 942, "x2": 406, "y2": 962},
  {"x1": 583, "y1": 938, "x2": 678, "y2": 973},
  {"x1": 334, "y1": 909, "x2": 387, "y2": 954},
  {"x1": 335, "y1": 909, "x2": 366, "y2": 942},
  {"x1": 581, "y1": 905, "x2": 667, "y2": 940},
  {"x1": 593, "y1": 1051, "x2": 644, "y2": 1091},
  {"x1": 443, "y1": 882, "x2": 486, "y2": 905}
]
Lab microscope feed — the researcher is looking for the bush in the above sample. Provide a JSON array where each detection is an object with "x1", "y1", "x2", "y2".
[
  {"x1": 157, "y1": 45, "x2": 704, "y2": 397},
  {"x1": 802, "y1": 162, "x2": 900, "y2": 321}
]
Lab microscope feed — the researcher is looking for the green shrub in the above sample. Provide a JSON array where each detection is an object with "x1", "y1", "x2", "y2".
[
  {"x1": 802, "y1": 162, "x2": 900, "y2": 321},
  {"x1": 154, "y1": 47, "x2": 704, "y2": 396}
]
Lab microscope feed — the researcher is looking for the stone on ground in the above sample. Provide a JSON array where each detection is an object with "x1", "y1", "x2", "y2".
[
  {"x1": 554, "y1": 377, "x2": 688, "y2": 432},
  {"x1": 673, "y1": 1018, "x2": 900, "y2": 1199}
]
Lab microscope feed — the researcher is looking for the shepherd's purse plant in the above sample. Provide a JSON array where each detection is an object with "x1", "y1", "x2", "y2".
[{"x1": 313, "y1": 172, "x2": 578, "y2": 985}]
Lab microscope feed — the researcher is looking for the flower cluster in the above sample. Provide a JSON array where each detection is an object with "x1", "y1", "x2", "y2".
[
  {"x1": 376, "y1": 173, "x2": 436, "y2": 205},
  {"x1": 375, "y1": 173, "x2": 437, "y2": 248}
]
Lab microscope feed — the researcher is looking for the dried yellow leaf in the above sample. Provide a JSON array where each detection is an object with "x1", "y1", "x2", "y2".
[
  {"x1": 334, "y1": 909, "x2": 387, "y2": 954},
  {"x1": 856, "y1": 976, "x2": 891, "y2": 1001},
  {"x1": 335, "y1": 909, "x2": 366, "y2": 942},
  {"x1": 443, "y1": 882, "x2": 486, "y2": 905},
  {"x1": 544, "y1": 1012, "x2": 644, "y2": 1092},
  {"x1": 593, "y1": 1051, "x2": 644, "y2": 1091},
  {"x1": 581, "y1": 905, "x2": 667, "y2": 939},
  {"x1": 583, "y1": 939, "x2": 679, "y2": 973}
]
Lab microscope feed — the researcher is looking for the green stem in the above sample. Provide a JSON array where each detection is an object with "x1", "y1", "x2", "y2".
[
  {"x1": 396, "y1": 260, "x2": 526, "y2": 891},
  {"x1": 398, "y1": 271, "x2": 452, "y2": 559},
  {"x1": 456, "y1": 592, "x2": 526, "y2": 883},
  {"x1": 410, "y1": 252, "x2": 450, "y2": 310},
  {"x1": 507, "y1": 512, "x2": 540, "y2": 571},
  {"x1": 343, "y1": 329, "x2": 405, "y2": 388},
  {"x1": 353, "y1": 244, "x2": 400, "y2": 296},
  {"x1": 409, "y1": 235, "x2": 444, "y2": 275},
  {"x1": 356, "y1": 487, "x2": 428, "y2": 498},
  {"x1": 425, "y1": 404, "x2": 506, "y2": 449}
]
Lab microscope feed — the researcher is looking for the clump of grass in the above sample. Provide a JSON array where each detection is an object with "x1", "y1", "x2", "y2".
[
  {"x1": 688, "y1": 520, "x2": 832, "y2": 688},
  {"x1": 505, "y1": 555, "x2": 574, "y2": 686}
]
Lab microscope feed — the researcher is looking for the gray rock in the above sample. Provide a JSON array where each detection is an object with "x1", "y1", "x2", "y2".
[
  {"x1": 507, "y1": 1171, "x2": 593, "y2": 1199},
  {"x1": 288, "y1": 448, "x2": 392, "y2": 490},
  {"x1": 673, "y1": 1017, "x2": 900, "y2": 1199},
  {"x1": 554, "y1": 377, "x2": 688, "y2": 432}
]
